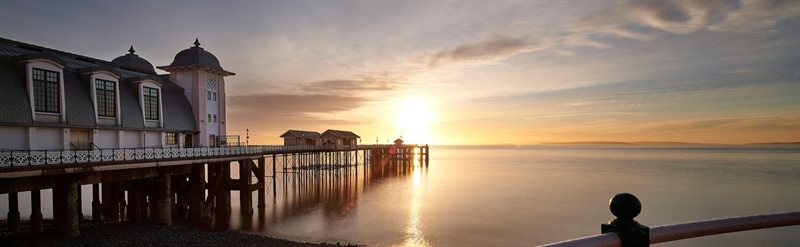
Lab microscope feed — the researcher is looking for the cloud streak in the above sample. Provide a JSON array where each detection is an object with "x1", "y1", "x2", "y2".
[
  {"x1": 425, "y1": 35, "x2": 543, "y2": 67},
  {"x1": 567, "y1": 0, "x2": 800, "y2": 45}
]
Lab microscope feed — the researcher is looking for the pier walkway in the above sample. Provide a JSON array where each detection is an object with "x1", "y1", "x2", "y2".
[{"x1": 0, "y1": 144, "x2": 429, "y2": 237}]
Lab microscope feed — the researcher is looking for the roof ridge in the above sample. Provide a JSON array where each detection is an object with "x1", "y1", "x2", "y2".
[{"x1": 0, "y1": 36, "x2": 158, "y2": 76}]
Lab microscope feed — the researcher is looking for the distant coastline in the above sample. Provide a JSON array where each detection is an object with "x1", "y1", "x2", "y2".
[
  {"x1": 432, "y1": 142, "x2": 800, "y2": 148},
  {"x1": 541, "y1": 141, "x2": 800, "y2": 145}
]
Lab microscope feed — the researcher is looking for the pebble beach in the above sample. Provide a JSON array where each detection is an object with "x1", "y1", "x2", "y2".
[{"x1": 1, "y1": 223, "x2": 360, "y2": 247}]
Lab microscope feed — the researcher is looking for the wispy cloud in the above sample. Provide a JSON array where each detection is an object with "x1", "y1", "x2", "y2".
[
  {"x1": 423, "y1": 35, "x2": 544, "y2": 68},
  {"x1": 300, "y1": 72, "x2": 410, "y2": 93},
  {"x1": 565, "y1": 0, "x2": 800, "y2": 46}
]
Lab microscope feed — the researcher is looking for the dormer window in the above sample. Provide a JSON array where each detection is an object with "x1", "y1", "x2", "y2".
[
  {"x1": 32, "y1": 68, "x2": 60, "y2": 113},
  {"x1": 95, "y1": 79, "x2": 116, "y2": 117},
  {"x1": 143, "y1": 87, "x2": 159, "y2": 120}
]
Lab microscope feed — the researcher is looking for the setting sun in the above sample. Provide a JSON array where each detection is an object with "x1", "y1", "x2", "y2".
[{"x1": 394, "y1": 98, "x2": 436, "y2": 144}]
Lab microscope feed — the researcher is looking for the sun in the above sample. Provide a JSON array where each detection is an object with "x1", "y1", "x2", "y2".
[{"x1": 394, "y1": 98, "x2": 436, "y2": 144}]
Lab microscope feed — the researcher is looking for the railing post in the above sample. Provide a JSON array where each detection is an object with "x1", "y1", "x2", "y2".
[{"x1": 601, "y1": 193, "x2": 649, "y2": 247}]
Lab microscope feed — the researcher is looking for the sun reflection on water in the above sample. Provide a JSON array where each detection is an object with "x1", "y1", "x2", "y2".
[{"x1": 398, "y1": 166, "x2": 430, "y2": 247}]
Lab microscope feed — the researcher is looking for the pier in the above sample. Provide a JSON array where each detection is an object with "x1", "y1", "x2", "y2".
[{"x1": 0, "y1": 144, "x2": 429, "y2": 237}]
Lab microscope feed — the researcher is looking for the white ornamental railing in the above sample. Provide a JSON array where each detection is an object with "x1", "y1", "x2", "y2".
[
  {"x1": 541, "y1": 193, "x2": 800, "y2": 247},
  {"x1": 0, "y1": 144, "x2": 416, "y2": 167}
]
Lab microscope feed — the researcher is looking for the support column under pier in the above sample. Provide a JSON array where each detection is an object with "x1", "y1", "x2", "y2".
[
  {"x1": 76, "y1": 185, "x2": 83, "y2": 220},
  {"x1": 127, "y1": 181, "x2": 142, "y2": 223},
  {"x1": 188, "y1": 164, "x2": 205, "y2": 220},
  {"x1": 102, "y1": 182, "x2": 121, "y2": 222},
  {"x1": 92, "y1": 184, "x2": 101, "y2": 221},
  {"x1": 31, "y1": 189, "x2": 43, "y2": 233},
  {"x1": 7, "y1": 192, "x2": 20, "y2": 232},
  {"x1": 53, "y1": 180, "x2": 80, "y2": 237},
  {"x1": 257, "y1": 157, "x2": 266, "y2": 210},
  {"x1": 215, "y1": 163, "x2": 231, "y2": 214},
  {"x1": 151, "y1": 174, "x2": 172, "y2": 225},
  {"x1": 240, "y1": 160, "x2": 253, "y2": 214}
]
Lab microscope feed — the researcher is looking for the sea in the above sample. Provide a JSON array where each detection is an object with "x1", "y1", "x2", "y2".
[{"x1": 2, "y1": 144, "x2": 799, "y2": 246}]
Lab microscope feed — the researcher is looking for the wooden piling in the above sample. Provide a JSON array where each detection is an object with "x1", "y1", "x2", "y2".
[
  {"x1": 127, "y1": 181, "x2": 142, "y2": 222},
  {"x1": 151, "y1": 174, "x2": 172, "y2": 225},
  {"x1": 188, "y1": 164, "x2": 204, "y2": 220},
  {"x1": 92, "y1": 183, "x2": 101, "y2": 221},
  {"x1": 258, "y1": 157, "x2": 266, "y2": 209},
  {"x1": 240, "y1": 160, "x2": 253, "y2": 214},
  {"x1": 31, "y1": 189, "x2": 43, "y2": 233},
  {"x1": 215, "y1": 162, "x2": 232, "y2": 214},
  {"x1": 7, "y1": 191, "x2": 20, "y2": 232},
  {"x1": 53, "y1": 180, "x2": 80, "y2": 237},
  {"x1": 102, "y1": 182, "x2": 120, "y2": 221}
]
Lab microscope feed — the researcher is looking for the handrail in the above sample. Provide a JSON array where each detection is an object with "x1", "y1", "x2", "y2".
[
  {"x1": 0, "y1": 144, "x2": 426, "y2": 167},
  {"x1": 541, "y1": 210, "x2": 800, "y2": 246}
]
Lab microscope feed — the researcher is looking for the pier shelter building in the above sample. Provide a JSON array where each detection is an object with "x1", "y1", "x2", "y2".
[
  {"x1": 320, "y1": 129, "x2": 360, "y2": 146},
  {"x1": 0, "y1": 37, "x2": 234, "y2": 150},
  {"x1": 280, "y1": 130, "x2": 321, "y2": 146}
]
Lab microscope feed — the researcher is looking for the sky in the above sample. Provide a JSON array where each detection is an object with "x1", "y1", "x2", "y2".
[{"x1": 1, "y1": 0, "x2": 798, "y2": 145}]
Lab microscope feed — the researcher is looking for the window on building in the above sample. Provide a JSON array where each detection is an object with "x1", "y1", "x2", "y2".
[
  {"x1": 207, "y1": 91, "x2": 211, "y2": 100},
  {"x1": 95, "y1": 79, "x2": 116, "y2": 117},
  {"x1": 207, "y1": 114, "x2": 211, "y2": 122},
  {"x1": 143, "y1": 87, "x2": 159, "y2": 120},
  {"x1": 165, "y1": 132, "x2": 177, "y2": 145},
  {"x1": 32, "y1": 68, "x2": 60, "y2": 113},
  {"x1": 213, "y1": 92, "x2": 216, "y2": 101},
  {"x1": 213, "y1": 114, "x2": 217, "y2": 123}
]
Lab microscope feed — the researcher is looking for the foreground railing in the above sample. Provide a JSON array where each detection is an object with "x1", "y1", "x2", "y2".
[
  {"x1": 0, "y1": 144, "x2": 416, "y2": 167},
  {"x1": 541, "y1": 193, "x2": 800, "y2": 247}
]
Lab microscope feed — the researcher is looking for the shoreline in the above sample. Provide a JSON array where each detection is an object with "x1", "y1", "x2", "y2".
[{"x1": 1, "y1": 222, "x2": 361, "y2": 247}]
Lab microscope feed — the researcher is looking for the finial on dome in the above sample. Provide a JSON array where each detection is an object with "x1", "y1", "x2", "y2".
[
  {"x1": 194, "y1": 38, "x2": 201, "y2": 47},
  {"x1": 128, "y1": 46, "x2": 136, "y2": 54}
]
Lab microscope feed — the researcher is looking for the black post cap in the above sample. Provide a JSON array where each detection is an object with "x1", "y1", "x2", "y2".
[
  {"x1": 602, "y1": 193, "x2": 649, "y2": 247},
  {"x1": 609, "y1": 193, "x2": 641, "y2": 221}
]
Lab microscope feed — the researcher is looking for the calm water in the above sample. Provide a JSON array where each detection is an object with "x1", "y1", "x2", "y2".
[{"x1": 2, "y1": 145, "x2": 800, "y2": 246}]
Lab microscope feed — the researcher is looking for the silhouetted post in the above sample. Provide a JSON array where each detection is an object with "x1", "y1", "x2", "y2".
[
  {"x1": 258, "y1": 156, "x2": 266, "y2": 210},
  {"x1": 424, "y1": 145, "x2": 429, "y2": 167},
  {"x1": 127, "y1": 181, "x2": 142, "y2": 222},
  {"x1": 216, "y1": 163, "x2": 231, "y2": 213},
  {"x1": 31, "y1": 189, "x2": 43, "y2": 233},
  {"x1": 76, "y1": 185, "x2": 83, "y2": 220},
  {"x1": 53, "y1": 180, "x2": 80, "y2": 237},
  {"x1": 7, "y1": 191, "x2": 20, "y2": 231},
  {"x1": 188, "y1": 164, "x2": 204, "y2": 220},
  {"x1": 601, "y1": 193, "x2": 649, "y2": 247},
  {"x1": 151, "y1": 174, "x2": 172, "y2": 225},
  {"x1": 91, "y1": 184, "x2": 101, "y2": 221},
  {"x1": 102, "y1": 182, "x2": 120, "y2": 221},
  {"x1": 240, "y1": 160, "x2": 253, "y2": 214}
]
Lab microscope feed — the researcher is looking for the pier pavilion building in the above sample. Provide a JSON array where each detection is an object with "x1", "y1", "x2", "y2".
[
  {"x1": 320, "y1": 129, "x2": 360, "y2": 146},
  {"x1": 280, "y1": 129, "x2": 361, "y2": 146},
  {"x1": 280, "y1": 130, "x2": 322, "y2": 146},
  {"x1": 0, "y1": 37, "x2": 234, "y2": 150}
]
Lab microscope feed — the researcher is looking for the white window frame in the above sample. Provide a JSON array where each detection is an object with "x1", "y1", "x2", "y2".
[
  {"x1": 133, "y1": 79, "x2": 163, "y2": 128},
  {"x1": 21, "y1": 59, "x2": 65, "y2": 122},
  {"x1": 86, "y1": 70, "x2": 121, "y2": 125}
]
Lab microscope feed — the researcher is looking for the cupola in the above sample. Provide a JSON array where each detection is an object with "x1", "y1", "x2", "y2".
[
  {"x1": 110, "y1": 46, "x2": 157, "y2": 75},
  {"x1": 157, "y1": 39, "x2": 234, "y2": 76}
]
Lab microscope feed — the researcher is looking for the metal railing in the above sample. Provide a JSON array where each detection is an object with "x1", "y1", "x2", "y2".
[
  {"x1": 541, "y1": 194, "x2": 800, "y2": 247},
  {"x1": 0, "y1": 144, "x2": 415, "y2": 167}
]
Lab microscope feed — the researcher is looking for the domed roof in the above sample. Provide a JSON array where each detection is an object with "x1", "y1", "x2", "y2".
[
  {"x1": 110, "y1": 46, "x2": 156, "y2": 75},
  {"x1": 157, "y1": 39, "x2": 234, "y2": 76}
]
